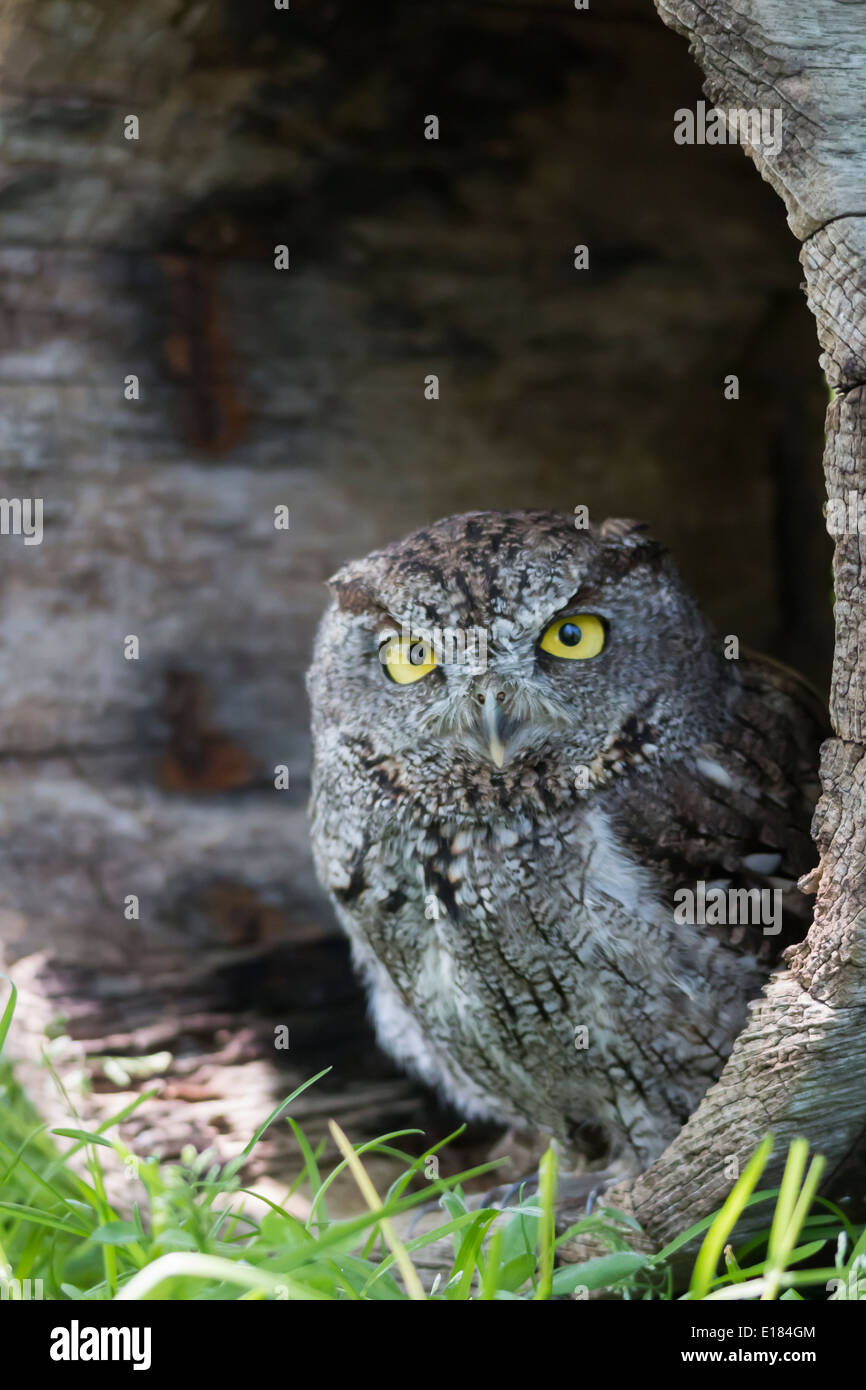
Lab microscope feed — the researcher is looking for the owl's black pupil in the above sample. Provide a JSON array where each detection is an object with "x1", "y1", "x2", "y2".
[{"x1": 559, "y1": 623, "x2": 582, "y2": 646}]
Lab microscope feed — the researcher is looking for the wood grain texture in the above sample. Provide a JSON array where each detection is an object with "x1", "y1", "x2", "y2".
[{"x1": 654, "y1": 0, "x2": 866, "y2": 237}]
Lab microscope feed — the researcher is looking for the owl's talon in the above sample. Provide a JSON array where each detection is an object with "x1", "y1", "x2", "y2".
[
  {"x1": 554, "y1": 1172, "x2": 618, "y2": 1220},
  {"x1": 469, "y1": 1169, "x2": 615, "y2": 1215},
  {"x1": 584, "y1": 1182, "x2": 603, "y2": 1215},
  {"x1": 498, "y1": 1177, "x2": 538, "y2": 1208},
  {"x1": 408, "y1": 1196, "x2": 447, "y2": 1234},
  {"x1": 468, "y1": 1175, "x2": 539, "y2": 1210}
]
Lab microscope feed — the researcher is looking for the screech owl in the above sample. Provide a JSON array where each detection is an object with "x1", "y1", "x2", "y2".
[{"x1": 307, "y1": 511, "x2": 824, "y2": 1166}]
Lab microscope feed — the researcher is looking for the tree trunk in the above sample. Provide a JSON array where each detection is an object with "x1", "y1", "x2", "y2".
[{"x1": 562, "y1": 0, "x2": 866, "y2": 1252}]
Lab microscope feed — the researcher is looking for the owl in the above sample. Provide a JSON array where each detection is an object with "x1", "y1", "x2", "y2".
[{"x1": 307, "y1": 511, "x2": 824, "y2": 1168}]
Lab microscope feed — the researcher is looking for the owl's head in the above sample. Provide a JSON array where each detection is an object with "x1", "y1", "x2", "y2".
[{"x1": 308, "y1": 511, "x2": 727, "y2": 818}]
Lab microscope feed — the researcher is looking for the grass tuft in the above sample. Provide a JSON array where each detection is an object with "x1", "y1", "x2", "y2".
[{"x1": 0, "y1": 973, "x2": 862, "y2": 1300}]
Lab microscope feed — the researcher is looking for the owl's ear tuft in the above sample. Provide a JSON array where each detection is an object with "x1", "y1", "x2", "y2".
[
  {"x1": 599, "y1": 517, "x2": 651, "y2": 544},
  {"x1": 327, "y1": 574, "x2": 387, "y2": 620}
]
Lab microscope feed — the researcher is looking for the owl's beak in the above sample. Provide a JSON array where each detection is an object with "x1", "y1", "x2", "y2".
[{"x1": 481, "y1": 688, "x2": 508, "y2": 768}]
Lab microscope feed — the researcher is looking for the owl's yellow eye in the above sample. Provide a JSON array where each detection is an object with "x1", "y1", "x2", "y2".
[
  {"x1": 539, "y1": 614, "x2": 606, "y2": 660},
  {"x1": 381, "y1": 636, "x2": 438, "y2": 685}
]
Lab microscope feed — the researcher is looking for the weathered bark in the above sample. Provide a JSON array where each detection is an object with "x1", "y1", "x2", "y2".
[{"x1": 562, "y1": 0, "x2": 866, "y2": 1254}]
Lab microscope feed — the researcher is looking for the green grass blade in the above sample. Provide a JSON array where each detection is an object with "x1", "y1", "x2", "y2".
[
  {"x1": 240, "y1": 1068, "x2": 332, "y2": 1159},
  {"x1": 0, "y1": 975, "x2": 18, "y2": 1052},
  {"x1": 688, "y1": 1133, "x2": 773, "y2": 1299},
  {"x1": 534, "y1": 1144, "x2": 558, "y2": 1300}
]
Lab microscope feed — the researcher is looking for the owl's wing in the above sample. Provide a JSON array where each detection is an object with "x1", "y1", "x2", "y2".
[
  {"x1": 738, "y1": 646, "x2": 827, "y2": 735},
  {"x1": 606, "y1": 649, "x2": 827, "y2": 965}
]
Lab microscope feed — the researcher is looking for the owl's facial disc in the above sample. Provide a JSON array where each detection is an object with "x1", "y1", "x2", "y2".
[
  {"x1": 451, "y1": 614, "x2": 607, "y2": 768},
  {"x1": 316, "y1": 512, "x2": 722, "y2": 802},
  {"x1": 375, "y1": 611, "x2": 612, "y2": 770}
]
